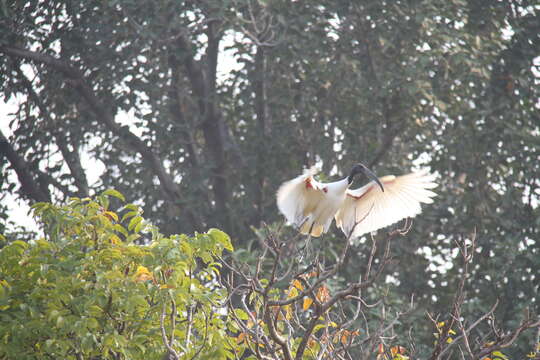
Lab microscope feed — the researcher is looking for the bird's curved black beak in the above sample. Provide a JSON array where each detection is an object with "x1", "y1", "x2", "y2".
[{"x1": 360, "y1": 165, "x2": 384, "y2": 192}]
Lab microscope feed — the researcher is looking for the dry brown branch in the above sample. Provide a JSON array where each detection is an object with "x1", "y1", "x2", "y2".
[
  {"x1": 223, "y1": 214, "x2": 539, "y2": 360},
  {"x1": 429, "y1": 230, "x2": 476, "y2": 360},
  {"x1": 222, "y1": 209, "x2": 402, "y2": 360},
  {"x1": 472, "y1": 316, "x2": 540, "y2": 360},
  {"x1": 426, "y1": 228, "x2": 540, "y2": 360}
]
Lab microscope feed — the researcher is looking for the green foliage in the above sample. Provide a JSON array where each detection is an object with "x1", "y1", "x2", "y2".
[{"x1": 0, "y1": 191, "x2": 244, "y2": 359}]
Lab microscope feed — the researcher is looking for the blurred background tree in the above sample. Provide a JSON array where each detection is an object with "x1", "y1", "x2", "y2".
[{"x1": 1, "y1": 0, "x2": 538, "y2": 357}]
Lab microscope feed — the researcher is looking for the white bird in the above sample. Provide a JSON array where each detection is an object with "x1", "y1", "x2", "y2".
[{"x1": 277, "y1": 164, "x2": 436, "y2": 238}]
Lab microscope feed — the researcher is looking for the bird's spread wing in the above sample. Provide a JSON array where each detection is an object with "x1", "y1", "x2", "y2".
[
  {"x1": 335, "y1": 171, "x2": 437, "y2": 238},
  {"x1": 277, "y1": 166, "x2": 327, "y2": 234}
]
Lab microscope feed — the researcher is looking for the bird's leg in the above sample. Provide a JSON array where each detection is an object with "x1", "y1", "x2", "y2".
[
  {"x1": 304, "y1": 221, "x2": 318, "y2": 260},
  {"x1": 297, "y1": 219, "x2": 314, "y2": 253},
  {"x1": 319, "y1": 236, "x2": 326, "y2": 268},
  {"x1": 299, "y1": 234, "x2": 313, "y2": 263}
]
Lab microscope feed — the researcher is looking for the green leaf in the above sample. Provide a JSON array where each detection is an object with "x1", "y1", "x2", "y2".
[
  {"x1": 10, "y1": 240, "x2": 29, "y2": 250},
  {"x1": 134, "y1": 219, "x2": 144, "y2": 233},
  {"x1": 56, "y1": 316, "x2": 64, "y2": 328},
  {"x1": 103, "y1": 189, "x2": 126, "y2": 202},
  {"x1": 122, "y1": 210, "x2": 139, "y2": 223},
  {"x1": 208, "y1": 228, "x2": 233, "y2": 252},
  {"x1": 234, "y1": 309, "x2": 249, "y2": 320},
  {"x1": 87, "y1": 318, "x2": 99, "y2": 330},
  {"x1": 313, "y1": 324, "x2": 327, "y2": 334},
  {"x1": 123, "y1": 204, "x2": 139, "y2": 211},
  {"x1": 128, "y1": 216, "x2": 142, "y2": 231},
  {"x1": 113, "y1": 224, "x2": 128, "y2": 237}
]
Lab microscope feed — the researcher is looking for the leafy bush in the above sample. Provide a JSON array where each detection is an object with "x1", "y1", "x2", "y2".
[{"x1": 0, "y1": 191, "x2": 243, "y2": 359}]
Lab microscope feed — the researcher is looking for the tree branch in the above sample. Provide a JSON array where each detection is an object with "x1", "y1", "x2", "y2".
[
  {"x1": 253, "y1": 45, "x2": 268, "y2": 225},
  {"x1": 0, "y1": 129, "x2": 51, "y2": 203},
  {"x1": 14, "y1": 64, "x2": 89, "y2": 198},
  {"x1": 160, "y1": 301, "x2": 179, "y2": 360},
  {"x1": 1, "y1": 45, "x2": 184, "y2": 205},
  {"x1": 473, "y1": 317, "x2": 540, "y2": 360},
  {"x1": 175, "y1": 25, "x2": 232, "y2": 230}
]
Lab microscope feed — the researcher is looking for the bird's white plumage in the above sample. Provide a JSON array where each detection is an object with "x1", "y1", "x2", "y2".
[
  {"x1": 335, "y1": 171, "x2": 437, "y2": 238},
  {"x1": 276, "y1": 166, "x2": 349, "y2": 237},
  {"x1": 277, "y1": 167, "x2": 437, "y2": 238}
]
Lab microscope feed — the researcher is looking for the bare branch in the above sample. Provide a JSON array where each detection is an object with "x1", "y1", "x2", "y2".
[
  {"x1": 473, "y1": 317, "x2": 540, "y2": 360},
  {"x1": 14, "y1": 64, "x2": 89, "y2": 198},
  {"x1": 439, "y1": 300, "x2": 499, "y2": 359},
  {"x1": 429, "y1": 230, "x2": 476, "y2": 360},
  {"x1": 0, "y1": 129, "x2": 51, "y2": 203}
]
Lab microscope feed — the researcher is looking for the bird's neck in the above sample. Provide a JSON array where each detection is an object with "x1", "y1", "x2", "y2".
[{"x1": 347, "y1": 170, "x2": 360, "y2": 185}]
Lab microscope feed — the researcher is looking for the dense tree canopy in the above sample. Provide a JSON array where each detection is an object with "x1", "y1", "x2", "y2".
[{"x1": 1, "y1": 0, "x2": 539, "y2": 358}]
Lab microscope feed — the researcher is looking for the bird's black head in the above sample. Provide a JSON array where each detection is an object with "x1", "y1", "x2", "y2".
[{"x1": 348, "y1": 163, "x2": 384, "y2": 192}]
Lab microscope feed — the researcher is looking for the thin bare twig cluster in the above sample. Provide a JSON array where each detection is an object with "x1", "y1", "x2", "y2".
[
  {"x1": 217, "y1": 222, "x2": 540, "y2": 360},
  {"x1": 220, "y1": 218, "x2": 415, "y2": 360},
  {"x1": 428, "y1": 230, "x2": 540, "y2": 360},
  {"x1": 232, "y1": 0, "x2": 284, "y2": 47}
]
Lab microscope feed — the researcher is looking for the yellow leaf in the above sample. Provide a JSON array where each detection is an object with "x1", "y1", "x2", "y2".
[
  {"x1": 134, "y1": 266, "x2": 153, "y2": 282},
  {"x1": 236, "y1": 332, "x2": 246, "y2": 344},
  {"x1": 109, "y1": 234, "x2": 122, "y2": 245},
  {"x1": 292, "y1": 279, "x2": 304, "y2": 291},
  {"x1": 136, "y1": 273, "x2": 153, "y2": 282},
  {"x1": 391, "y1": 346, "x2": 406, "y2": 356},
  {"x1": 246, "y1": 312, "x2": 263, "y2": 329},
  {"x1": 284, "y1": 304, "x2": 293, "y2": 320},
  {"x1": 448, "y1": 329, "x2": 457, "y2": 335},
  {"x1": 303, "y1": 297, "x2": 313, "y2": 311},
  {"x1": 103, "y1": 211, "x2": 119, "y2": 222},
  {"x1": 316, "y1": 285, "x2": 330, "y2": 303},
  {"x1": 446, "y1": 337, "x2": 453, "y2": 344},
  {"x1": 340, "y1": 329, "x2": 355, "y2": 345},
  {"x1": 288, "y1": 286, "x2": 299, "y2": 299},
  {"x1": 135, "y1": 265, "x2": 150, "y2": 274},
  {"x1": 437, "y1": 321, "x2": 445, "y2": 329}
]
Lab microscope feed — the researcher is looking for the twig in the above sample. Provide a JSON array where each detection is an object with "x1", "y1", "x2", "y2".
[{"x1": 160, "y1": 302, "x2": 179, "y2": 360}]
